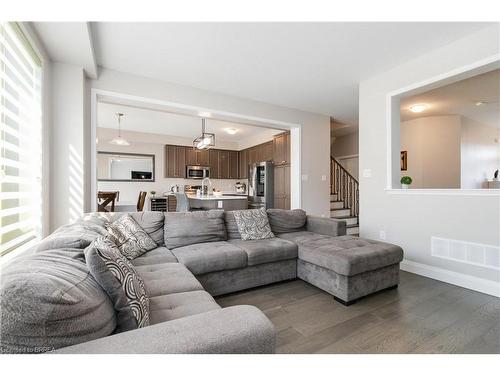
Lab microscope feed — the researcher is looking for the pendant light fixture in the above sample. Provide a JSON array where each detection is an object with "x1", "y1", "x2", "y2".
[
  {"x1": 109, "y1": 113, "x2": 130, "y2": 146},
  {"x1": 193, "y1": 118, "x2": 215, "y2": 150}
]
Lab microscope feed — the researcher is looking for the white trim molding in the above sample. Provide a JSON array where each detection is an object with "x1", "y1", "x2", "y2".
[
  {"x1": 385, "y1": 54, "x2": 500, "y2": 192},
  {"x1": 90, "y1": 88, "x2": 303, "y2": 211},
  {"x1": 400, "y1": 259, "x2": 500, "y2": 297},
  {"x1": 386, "y1": 188, "x2": 500, "y2": 196}
]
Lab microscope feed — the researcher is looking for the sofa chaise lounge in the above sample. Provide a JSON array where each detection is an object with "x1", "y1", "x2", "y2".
[{"x1": 0, "y1": 209, "x2": 403, "y2": 354}]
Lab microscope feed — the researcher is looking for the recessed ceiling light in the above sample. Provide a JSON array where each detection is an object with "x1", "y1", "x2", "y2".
[
  {"x1": 409, "y1": 104, "x2": 428, "y2": 113},
  {"x1": 225, "y1": 128, "x2": 238, "y2": 135},
  {"x1": 475, "y1": 101, "x2": 487, "y2": 106}
]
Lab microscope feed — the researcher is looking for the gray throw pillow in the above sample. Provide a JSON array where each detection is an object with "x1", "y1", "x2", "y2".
[
  {"x1": 106, "y1": 214, "x2": 157, "y2": 260},
  {"x1": 85, "y1": 236, "x2": 150, "y2": 331},
  {"x1": 233, "y1": 208, "x2": 275, "y2": 241},
  {"x1": 266, "y1": 209, "x2": 307, "y2": 234},
  {"x1": 164, "y1": 210, "x2": 227, "y2": 249},
  {"x1": 0, "y1": 248, "x2": 116, "y2": 354}
]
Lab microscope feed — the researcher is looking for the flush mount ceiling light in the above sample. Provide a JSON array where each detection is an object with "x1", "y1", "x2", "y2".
[
  {"x1": 225, "y1": 128, "x2": 238, "y2": 135},
  {"x1": 409, "y1": 104, "x2": 429, "y2": 113},
  {"x1": 109, "y1": 113, "x2": 130, "y2": 146},
  {"x1": 193, "y1": 118, "x2": 215, "y2": 150}
]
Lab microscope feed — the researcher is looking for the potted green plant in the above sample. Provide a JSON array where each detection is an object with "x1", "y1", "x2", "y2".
[
  {"x1": 150, "y1": 190, "x2": 156, "y2": 198},
  {"x1": 400, "y1": 176, "x2": 412, "y2": 189}
]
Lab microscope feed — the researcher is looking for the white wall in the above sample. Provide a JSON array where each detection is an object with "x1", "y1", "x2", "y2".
[
  {"x1": 331, "y1": 132, "x2": 359, "y2": 158},
  {"x1": 97, "y1": 127, "x2": 246, "y2": 204},
  {"x1": 88, "y1": 68, "x2": 331, "y2": 217},
  {"x1": 359, "y1": 25, "x2": 500, "y2": 289},
  {"x1": 400, "y1": 115, "x2": 462, "y2": 189},
  {"x1": 50, "y1": 63, "x2": 87, "y2": 231},
  {"x1": 461, "y1": 118, "x2": 500, "y2": 189}
]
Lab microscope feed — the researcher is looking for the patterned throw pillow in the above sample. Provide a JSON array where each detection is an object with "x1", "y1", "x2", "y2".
[
  {"x1": 85, "y1": 236, "x2": 150, "y2": 331},
  {"x1": 233, "y1": 208, "x2": 275, "y2": 241},
  {"x1": 106, "y1": 214, "x2": 157, "y2": 260}
]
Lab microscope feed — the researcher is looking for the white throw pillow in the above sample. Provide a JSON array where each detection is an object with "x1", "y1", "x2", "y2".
[
  {"x1": 106, "y1": 214, "x2": 157, "y2": 260},
  {"x1": 233, "y1": 208, "x2": 275, "y2": 241}
]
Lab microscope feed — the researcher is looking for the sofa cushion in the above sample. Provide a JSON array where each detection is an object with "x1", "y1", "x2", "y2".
[
  {"x1": 106, "y1": 214, "x2": 157, "y2": 260},
  {"x1": 135, "y1": 263, "x2": 204, "y2": 297},
  {"x1": 224, "y1": 211, "x2": 241, "y2": 240},
  {"x1": 85, "y1": 236, "x2": 150, "y2": 331},
  {"x1": 266, "y1": 209, "x2": 307, "y2": 234},
  {"x1": 104, "y1": 212, "x2": 165, "y2": 247},
  {"x1": 32, "y1": 215, "x2": 108, "y2": 252},
  {"x1": 164, "y1": 210, "x2": 227, "y2": 249},
  {"x1": 171, "y1": 241, "x2": 247, "y2": 275},
  {"x1": 279, "y1": 232, "x2": 404, "y2": 276},
  {"x1": 233, "y1": 208, "x2": 275, "y2": 241},
  {"x1": 130, "y1": 246, "x2": 178, "y2": 266},
  {"x1": 0, "y1": 248, "x2": 116, "y2": 354},
  {"x1": 149, "y1": 290, "x2": 221, "y2": 324},
  {"x1": 228, "y1": 238, "x2": 298, "y2": 266}
]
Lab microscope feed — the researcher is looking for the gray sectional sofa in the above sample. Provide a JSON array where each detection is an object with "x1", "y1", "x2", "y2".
[{"x1": 0, "y1": 209, "x2": 403, "y2": 354}]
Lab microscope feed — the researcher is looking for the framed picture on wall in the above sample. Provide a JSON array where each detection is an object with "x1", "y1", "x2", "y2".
[{"x1": 401, "y1": 151, "x2": 407, "y2": 171}]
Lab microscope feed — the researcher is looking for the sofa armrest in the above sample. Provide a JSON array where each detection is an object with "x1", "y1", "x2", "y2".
[
  {"x1": 306, "y1": 215, "x2": 346, "y2": 237},
  {"x1": 54, "y1": 305, "x2": 275, "y2": 354}
]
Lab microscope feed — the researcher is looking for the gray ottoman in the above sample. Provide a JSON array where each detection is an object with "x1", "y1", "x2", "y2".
[{"x1": 281, "y1": 233, "x2": 404, "y2": 305}]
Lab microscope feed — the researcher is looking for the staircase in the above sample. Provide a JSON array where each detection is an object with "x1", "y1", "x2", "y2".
[{"x1": 330, "y1": 157, "x2": 359, "y2": 235}]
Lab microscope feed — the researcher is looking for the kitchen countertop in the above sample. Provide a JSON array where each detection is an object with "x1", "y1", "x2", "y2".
[{"x1": 187, "y1": 194, "x2": 247, "y2": 200}]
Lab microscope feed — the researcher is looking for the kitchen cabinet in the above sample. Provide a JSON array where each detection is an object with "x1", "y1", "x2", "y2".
[
  {"x1": 206, "y1": 149, "x2": 239, "y2": 179},
  {"x1": 238, "y1": 149, "x2": 248, "y2": 179},
  {"x1": 228, "y1": 150, "x2": 239, "y2": 179},
  {"x1": 209, "y1": 149, "x2": 220, "y2": 179},
  {"x1": 261, "y1": 141, "x2": 273, "y2": 162},
  {"x1": 273, "y1": 132, "x2": 290, "y2": 166},
  {"x1": 164, "y1": 145, "x2": 186, "y2": 178},
  {"x1": 274, "y1": 165, "x2": 290, "y2": 209},
  {"x1": 186, "y1": 147, "x2": 209, "y2": 166},
  {"x1": 248, "y1": 146, "x2": 257, "y2": 166}
]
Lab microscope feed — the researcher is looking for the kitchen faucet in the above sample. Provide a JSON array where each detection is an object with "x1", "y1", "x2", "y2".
[{"x1": 201, "y1": 177, "x2": 212, "y2": 197}]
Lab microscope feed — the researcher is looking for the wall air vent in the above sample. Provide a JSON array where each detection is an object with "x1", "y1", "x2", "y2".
[{"x1": 431, "y1": 237, "x2": 500, "y2": 270}]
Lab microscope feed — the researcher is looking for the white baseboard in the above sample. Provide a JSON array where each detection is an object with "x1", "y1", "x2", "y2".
[{"x1": 400, "y1": 259, "x2": 500, "y2": 297}]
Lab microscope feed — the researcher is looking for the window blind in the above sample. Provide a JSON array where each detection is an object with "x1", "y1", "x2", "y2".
[{"x1": 0, "y1": 22, "x2": 42, "y2": 256}]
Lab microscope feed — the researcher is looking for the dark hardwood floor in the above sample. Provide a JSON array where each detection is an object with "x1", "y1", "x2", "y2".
[{"x1": 216, "y1": 271, "x2": 500, "y2": 354}]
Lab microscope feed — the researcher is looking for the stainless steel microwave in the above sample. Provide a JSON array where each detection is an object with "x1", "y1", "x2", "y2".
[{"x1": 186, "y1": 165, "x2": 210, "y2": 179}]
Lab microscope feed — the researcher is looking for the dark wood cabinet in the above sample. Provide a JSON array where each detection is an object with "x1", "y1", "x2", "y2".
[
  {"x1": 209, "y1": 149, "x2": 220, "y2": 179},
  {"x1": 263, "y1": 141, "x2": 274, "y2": 162},
  {"x1": 228, "y1": 150, "x2": 239, "y2": 179},
  {"x1": 274, "y1": 165, "x2": 290, "y2": 209},
  {"x1": 239, "y1": 149, "x2": 248, "y2": 179},
  {"x1": 186, "y1": 148, "x2": 209, "y2": 166},
  {"x1": 273, "y1": 132, "x2": 290, "y2": 166},
  {"x1": 165, "y1": 145, "x2": 186, "y2": 178},
  {"x1": 219, "y1": 150, "x2": 229, "y2": 179}
]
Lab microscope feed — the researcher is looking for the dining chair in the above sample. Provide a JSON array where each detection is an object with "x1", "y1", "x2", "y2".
[
  {"x1": 174, "y1": 192, "x2": 190, "y2": 212},
  {"x1": 97, "y1": 191, "x2": 119, "y2": 212},
  {"x1": 136, "y1": 191, "x2": 147, "y2": 212}
]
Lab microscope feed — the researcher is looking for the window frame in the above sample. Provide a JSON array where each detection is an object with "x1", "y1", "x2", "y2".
[
  {"x1": 385, "y1": 54, "x2": 500, "y2": 196},
  {"x1": 1, "y1": 22, "x2": 47, "y2": 260}
]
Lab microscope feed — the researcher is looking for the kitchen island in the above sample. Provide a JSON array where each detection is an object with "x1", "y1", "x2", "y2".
[{"x1": 187, "y1": 194, "x2": 248, "y2": 211}]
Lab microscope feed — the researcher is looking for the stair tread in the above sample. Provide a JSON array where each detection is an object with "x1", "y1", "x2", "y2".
[
  {"x1": 346, "y1": 224, "x2": 359, "y2": 228},
  {"x1": 334, "y1": 215, "x2": 357, "y2": 219},
  {"x1": 330, "y1": 208, "x2": 350, "y2": 211}
]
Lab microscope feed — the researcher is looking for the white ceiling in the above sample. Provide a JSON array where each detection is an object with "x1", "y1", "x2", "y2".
[
  {"x1": 97, "y1": 101, "x2": 283, "y2": 144},
  {"x1": 400, "y1": 68, "x2": 500, "y2": 127},
  {"x1": 91, "y1": 22, "x2": 493, "y2": 126},
  {"x1": 30, "y1": 22, "x2": 97, "y2": 78}
]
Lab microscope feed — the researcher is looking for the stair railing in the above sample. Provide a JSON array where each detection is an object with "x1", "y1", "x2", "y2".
[{"x1": 330, "y1": 157, "x2": 359, "y2": 218}]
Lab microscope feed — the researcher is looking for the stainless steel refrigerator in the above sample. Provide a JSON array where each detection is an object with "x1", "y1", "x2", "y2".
[{"x1": 248, "y1": 161, "x2": 274, "y2": 209}]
